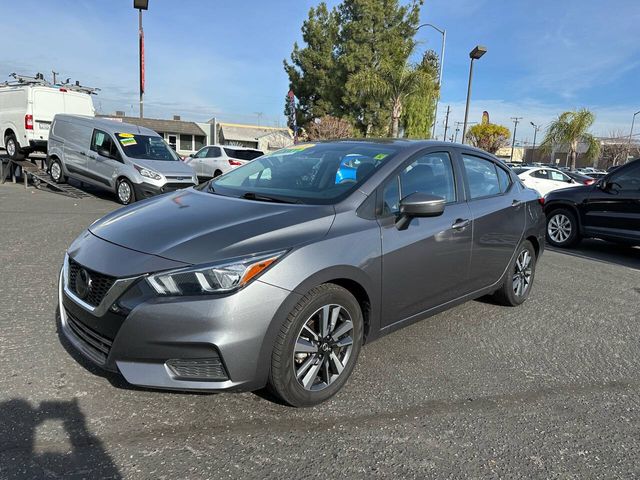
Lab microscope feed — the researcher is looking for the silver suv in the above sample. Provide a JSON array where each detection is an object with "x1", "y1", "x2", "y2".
[{"x1": 47, "y1": 115, "x2": 197, "y2": 204}]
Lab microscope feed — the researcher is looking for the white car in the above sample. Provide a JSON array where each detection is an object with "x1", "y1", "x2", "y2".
[
  {"x1": 513, "y1": 166, "x2": 580, "y2": 197},
  {"x1": 186, "y1": 144, "x2": 263, "y2": 180}
]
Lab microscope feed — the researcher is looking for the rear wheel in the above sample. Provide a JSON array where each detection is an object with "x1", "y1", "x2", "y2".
[
  {"x1": 546, "y1": 208, "x2": 580, "y2": 248},
  {"x1": 493, "y1": 240, "x2": 537, "y2": 306},
  {"x1": 269, "y1": 284, "x2": 363, "y2": 407},
  {"x1": 116, "y1": 178, "x2": 135, "y2": 205},
  {"x1": 4, "y1": 135, "x2": 24, "y2": 160}
]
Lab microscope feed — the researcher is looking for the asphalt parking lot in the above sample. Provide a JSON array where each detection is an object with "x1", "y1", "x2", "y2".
[{"x1": 1, "y1": 182, "x2": 639, "y2": 479}]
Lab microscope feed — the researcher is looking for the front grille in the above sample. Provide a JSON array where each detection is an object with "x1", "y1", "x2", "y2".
[
  {"x1": 162, "y1": 182, "x2": 194, "y2": 192},
  {"x1": 68, "y1": 258, "x2": 116, "y2": 307},
  {"x1": 64, "y1": 308, "x2": 113, "y2": 365},
  {"x1": 165, "y1": 358, "x2": 228, "y2": 381}
]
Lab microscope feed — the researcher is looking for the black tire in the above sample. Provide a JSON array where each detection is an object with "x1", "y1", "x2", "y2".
[
  {"x1": 546, "y1": 208, "x2": 580, "y2": 248},
  {"x1": 493, "y1": 240, "x2": 537, "y2": 307},
  {"x1": 4, "y1": 134, "x2": 24, "y2": 160},
  {"x1": 116, "y1": 177, "x2": 135, "y2": 205},
  {"x1": 268, "y1": 283, "x2": 363, "y2": 407},
  {"x1": 49, "y1": 158, "x2": 67, "y2": 184},
  {"x1": 213, "y1": 169, "x2": 223, "y2": 178}
]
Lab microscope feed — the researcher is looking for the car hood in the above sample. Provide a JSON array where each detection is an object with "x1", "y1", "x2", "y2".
[
  {"x1": 89, "y1": 189, "x2": 335, "y2": 265},
  {"x1": 133, "y1": 159, "x2": 195, "y2": 177}
]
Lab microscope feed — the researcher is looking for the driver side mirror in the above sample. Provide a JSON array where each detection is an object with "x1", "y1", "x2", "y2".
[
  {"x1": 97, "y1": 147, "x2": 111, "y2": 159},
  {"x1": 189, "y1": 153, "x2": 195, "y2": 158},
  {"x1": 396, "y1": 192, "x2": 445, "y2": 230}
]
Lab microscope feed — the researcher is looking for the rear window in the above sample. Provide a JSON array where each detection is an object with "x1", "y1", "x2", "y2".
[
  {"x1": 223, "y1": 148, "x2": 263, "y2": 161},
  {"x1": 512, "y1": 168, "x2": 529, "y2": 175}
]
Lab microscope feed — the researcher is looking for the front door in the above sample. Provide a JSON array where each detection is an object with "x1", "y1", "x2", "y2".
[
  {"x1": 380, "y1": 149, "x2": 472, "y2": 328},
  {"x1": 459, "y1": 152, "x2": 526, "y2": 291},
  {"x1": 582, "y1": 162, "x2": 640, "y2": 242},
  {"x1": 167, "y1": 135, "x2": 177, "y2": 151},
  {"x1": 88, "y1": 129, "x2": 121, "y2": 187}
]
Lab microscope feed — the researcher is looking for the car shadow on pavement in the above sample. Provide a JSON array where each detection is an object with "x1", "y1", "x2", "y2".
[
  {"x1": 547, "y1": 239, "x2": 640, "y2": 270},
  {"x1": 0, "y1": 398, "x2": 122, "y2": 479}
]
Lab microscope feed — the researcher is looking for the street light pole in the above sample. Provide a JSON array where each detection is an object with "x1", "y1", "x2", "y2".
[
  {"x1": 415, "y1": 23, "x2": 446, "y2": 139},
  {"x1": 627, "y1": 110, "x2": 640, "y2": 163},
  {"x1": 530, "y1": 121, "x2": 540, "y2": 163},
  {"x1": 462, "y1": 45, "x2": 486, "y2": 144},
  {"x1": 134, "y1": 0, "x2": 149, "y2": 119}
]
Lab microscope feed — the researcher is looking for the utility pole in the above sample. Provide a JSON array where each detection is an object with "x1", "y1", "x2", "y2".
[
  {"x1": 627, "y1": 110, "x2": 640, "y2": 163},
  {"x1": 510, "y1": 117, "x2": 522, "y2": 161},
  {"x1": 442, "y1": 105, "x2": 451, "y2": 141},
  {"x1": 530, "y1": 121, "x2": 541, "y2": 163},
  {"x1": 52, "y1": 70, "x2": 59, "y2": 85}
]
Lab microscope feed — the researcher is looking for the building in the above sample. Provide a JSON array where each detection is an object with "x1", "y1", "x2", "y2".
[
  {"x1": 100, "y1": 113, "x2": 293, "y2": 155},
  {"x1": 216, "y1": 122, "x2": 293, "y2": 152}
]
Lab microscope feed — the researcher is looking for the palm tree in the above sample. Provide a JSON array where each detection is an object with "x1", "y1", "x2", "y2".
[
  {"x1": 352, "y1": 63, "x2": 432, "y2": 138},
  {"x1": 540, "y1": 109, "x2": 601, "y2": 170}
]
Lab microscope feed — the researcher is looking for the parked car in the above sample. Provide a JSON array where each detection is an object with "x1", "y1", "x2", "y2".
[
  {"x1": 58, "y1": 140, "x2": 545, "y2": 407},
  {"x1": 544, "y1": 158, "x2": 640, "y2": 247},
  {"x1": 185, "y1": 144, "x2": 263, "y2": 180},
  {"x1": 587, "y1": 172, "x2": 607, "y2": 180},
  {"x1": 564, "y1": 170, "x2": 596, "y2": 185},
  {"x1": 514, "y1": 166, "x2": 580, "y2": 196},
  {"x1": 47, "y1": 115, "x2": 197, "y2": 204},
  {"x1": 0, "y1": 78, "x2": 95, "y2": 159}
]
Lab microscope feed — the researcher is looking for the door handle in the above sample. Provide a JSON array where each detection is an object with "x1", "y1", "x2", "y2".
[
  {"x1": 512, "y1": 199, "x2": 523, "y2": 208},
  {"x1": 452, "y1": 218, "x2": 470, "y2": 230},
  {"x1": 78, "y1": 151, "x2": 86, "y2": 156},
  {"x1": 87, "y1": 153, "x2": 97, "y2": 160}
]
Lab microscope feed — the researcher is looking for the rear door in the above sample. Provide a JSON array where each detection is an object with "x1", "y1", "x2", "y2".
[
  {"x1": 380, "y1": 148, "x2": 472, "y2": 327},
  {"x1": 32, "y1": 88, "x2": 65, "y2": 138},
  {"x1": 201, "y1": 146, "x2": 222, "y2": 177},
  {"x1": 458, "y1": 151, "x2": 525, "y2": 292},
  {"x1": 582, "y1": 162, "x2": 640, "y2": 242},
  {"x1": 548, "y1": 169, "x2": 576, "y2": 191}
]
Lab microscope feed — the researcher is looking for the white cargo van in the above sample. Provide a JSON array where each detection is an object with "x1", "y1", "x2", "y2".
[{"x1": 0, "y1": 81, "x2": 95, "y2": 159}]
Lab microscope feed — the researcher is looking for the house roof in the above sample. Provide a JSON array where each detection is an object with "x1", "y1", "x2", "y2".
[
  {"x1": 98, "y1": 115, "x2": 206, "y2": 136},
  {"x1": 218, "y1": 122, "x2": 292, "y2": 143}
]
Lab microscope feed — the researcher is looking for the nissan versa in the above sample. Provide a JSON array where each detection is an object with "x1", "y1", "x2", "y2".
[{"x1": 58, "y1": 140, "x2": 545, "y2": 407}]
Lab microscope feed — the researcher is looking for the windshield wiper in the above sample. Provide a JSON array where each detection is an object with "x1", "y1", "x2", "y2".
[{"x1": 241, "y1": 192, "x2": 303, "y2": 204}]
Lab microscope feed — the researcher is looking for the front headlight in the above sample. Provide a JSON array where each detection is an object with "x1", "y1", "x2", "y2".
[
  {"x1": 134, "y1": 165, "x2": 162, "y2": 180},
  {"x1": 146, "y1": 251, "x2": 286, "y2": 296}
]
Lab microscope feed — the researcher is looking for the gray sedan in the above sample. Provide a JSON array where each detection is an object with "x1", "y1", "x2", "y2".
[{"x1": 58, "y1": 140, "x2": 545, "y2": 407}]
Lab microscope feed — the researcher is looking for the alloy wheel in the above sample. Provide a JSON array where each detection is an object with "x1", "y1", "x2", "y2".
[
  {"x1": 293, "y1": 304, "x2": 354, "y2": 391},
  {"x1": 6, "y1": 138, "x2": 15, "y2": 157},
  {"x1": 50, "y1": 162, "x2": 61, "y2": 181},
  {"x1": 547, "y1": 213, "x2": 572, "y2": 244},
  {"x1": 118, "y1": 181, "x2": 132, "y2": 203},
  {"x1": 512, "y1": 249, "x2": 533, "y2": 297}
]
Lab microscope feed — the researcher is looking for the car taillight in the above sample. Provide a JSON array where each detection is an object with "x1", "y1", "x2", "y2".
[
  {"x1": 25, "y1": 114, "x2": 33, "y2": 130},
  {"x1": 228, "y1": 159, "x2": 242, "y2": 166},
  {"x1": 584, "y1": 179, "x2": 595, "y2": 185},
  {"x1": 538, "y1": 197, "x2": 545, "y2": 206}
]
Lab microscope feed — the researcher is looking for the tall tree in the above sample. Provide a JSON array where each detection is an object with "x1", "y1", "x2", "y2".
[
  {"x1": 337, "y1": 0, "x2": 423, "y2": 135},
  {"x1": 540, "y1": 109, "x2": 601, "y2": 170},
  {"x1": 466, "y1": 123, "x2": 511, "y2": 153},
  {"x1": 402, "y1": 50, "x2": 439, "y2": 139},
  {"x1": 353, "y1": 61, "x2": 431, "y2": 138},
  {"x1": 284, "y1": 3, "x2": 340, "y2": 126}
]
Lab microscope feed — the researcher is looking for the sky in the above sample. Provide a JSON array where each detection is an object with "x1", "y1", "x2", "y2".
[{"x1": 2, "y1": 0, "x2": 639, "y2": 144}]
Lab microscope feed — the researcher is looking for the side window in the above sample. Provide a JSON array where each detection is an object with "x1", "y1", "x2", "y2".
[
  {"x1": 549, "y1": 170, "x2": 571, "y2": 182},
  {"x1": 91, "y1": 129, "x2": 119, "y2": 160},
  {"x1": 496, "y1": 166, "x2": 512, "y2": 192},
  {"x1": 531, "y1": 170, "x2": 549, "y2": 180},
  {"x1": 380, "y1": 151, "x2": 456, "y2": 216},
  {"x1": 194, "y1": 147, "x2": 209, "y2": 158},
  {"x1": 610, "y1": 164, "x2": 640, "y2": 191},
  {"x1": 462, "y1": 155, "x2": 501, "y2": 199},
  {"x1": 207, "y1": 147, "x2": 221, "y2": 157}
]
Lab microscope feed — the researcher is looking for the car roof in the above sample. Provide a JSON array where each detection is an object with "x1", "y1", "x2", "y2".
[{"x1": 54, "y1": 114, "x2": 158, "y2": 137}]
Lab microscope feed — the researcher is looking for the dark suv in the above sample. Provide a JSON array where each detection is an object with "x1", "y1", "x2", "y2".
[{"x1": 544, "y1": 158, "x2": 640, "y2": 247}]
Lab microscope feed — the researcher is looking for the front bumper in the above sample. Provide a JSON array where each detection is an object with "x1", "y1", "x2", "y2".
[
  {"x1": 133, "y1": 181, "x2": 196, "y2": 200},
  {"x1": 58, "y1": 252, "x2": 296, "y2": 392}
]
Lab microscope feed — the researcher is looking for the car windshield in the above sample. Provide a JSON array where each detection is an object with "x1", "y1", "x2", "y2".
[
  {"x1": 209, "y1": 142, "x2": 399, "y2": 204},
  {"x1": 223, "y1": 147, "x2": 263, "y2": 161},
  {"x1": 116, "y1": 133, "x2": 180, "y2": 161}
]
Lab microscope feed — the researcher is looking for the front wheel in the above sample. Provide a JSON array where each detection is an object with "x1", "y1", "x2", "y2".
[
  {"x1": 4, "y1": 135, "x2": 24, "y2": 160},
  {"x1": 546, "y1": 208, "x2": 580, "y2": 248},
  {"x1": 268, "y1": 284, "x2": 363, "y2": 407},
  {"x1": 49, "y1": 158, "x2": 67, "y2": 184},
  {"x1": 493, "y1": 240, "x2": 537, "y2": 306},
  {"x1": 116, "y1": 178, "x2": 135, "y2": 205}
]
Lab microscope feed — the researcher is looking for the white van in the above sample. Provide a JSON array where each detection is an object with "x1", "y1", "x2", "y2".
[{"x1": 0, "y1": 83, "x2": 95, "y2": 159}]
